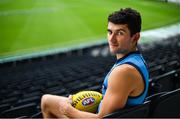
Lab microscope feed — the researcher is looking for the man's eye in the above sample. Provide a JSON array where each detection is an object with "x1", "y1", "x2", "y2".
[
  {"x1": 107, "y1": 31, "x2": 112, "y2": 35},
  {"x1": 117, "y1": 31, "x2": 123, "y2": 35}
]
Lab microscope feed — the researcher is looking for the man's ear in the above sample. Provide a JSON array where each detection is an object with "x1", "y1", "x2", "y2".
[
  {"x1": 134, "y1": 33, "x2": 140, "y2": 41},
  {"x1": 132, "y1": 32, "x2": 140, "y2": 43}
]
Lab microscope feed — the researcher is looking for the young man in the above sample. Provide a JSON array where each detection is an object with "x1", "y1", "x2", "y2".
[{"x1": 41, "y1": 8, "x2": 149, "y2": 118}]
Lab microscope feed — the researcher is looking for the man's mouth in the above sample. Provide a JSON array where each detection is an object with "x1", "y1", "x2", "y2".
[{"x1": 110, "y1": 44, "x2": 118, "y2": 47}]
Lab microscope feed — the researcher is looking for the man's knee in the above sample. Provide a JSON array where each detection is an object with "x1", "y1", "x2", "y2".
[{"x1": 41, "y1": 94, "x2": 51, "y2": 112}]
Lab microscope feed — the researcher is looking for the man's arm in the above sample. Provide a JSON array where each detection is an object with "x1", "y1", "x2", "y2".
[
  {"x1": 59, "y1": 64, "x2": 140, "y2": 118},
  {"x1": 98, "y1": 64, "x2": 139, "y2": 116}
]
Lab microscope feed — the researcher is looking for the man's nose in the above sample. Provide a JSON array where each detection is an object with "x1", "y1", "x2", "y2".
[{"x1": 108, "y1": 33, "x2": 116, "y2": 42}]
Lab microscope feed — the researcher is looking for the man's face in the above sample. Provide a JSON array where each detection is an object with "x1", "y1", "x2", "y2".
[{"x1": 107, "y1": 22, "x2": 136, "y2": 54}]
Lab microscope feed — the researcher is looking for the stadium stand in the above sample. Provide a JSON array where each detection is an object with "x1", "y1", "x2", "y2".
[{"x1": 0, "y1": 34, "x2": 180, "y2": 118}]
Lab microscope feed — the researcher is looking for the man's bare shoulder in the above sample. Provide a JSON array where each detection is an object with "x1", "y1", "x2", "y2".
[
  {"x1": 108, "y1": 64, "x2": 140, "y2": 92},
  {"x1": 110, "y1": 64, "x2": 139, "y2": 80}
]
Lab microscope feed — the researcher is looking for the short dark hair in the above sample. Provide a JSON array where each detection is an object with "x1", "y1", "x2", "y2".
[{"x1": 108, "y1": 8, "x2": 142, "y2": 36}]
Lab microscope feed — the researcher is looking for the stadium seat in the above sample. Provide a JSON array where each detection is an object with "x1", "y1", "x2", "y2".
[
  {"x1": 0, "y1": 103, "x2": 11, "y2": 114},
  {"x1": 103, "y1": 101, "x2": 150, "y2": 118},
  {"x1": 145, "y1": 91, "x2": 167, "y2": 102},
  {"x1": 1, "y1": 103, "x2": 38, "y2": 118},
  {"x1": 149, "y1": 88, "x2": 180, "y2": 118},
  {"x1": 148, "y1": 70, "x2": 176, "y2": 95},
  {"x1": 174, "y1": 69, "x2": 180, "y2": 89},
  {"x1": 149, "y1": 64, "x2": 165, "y2": 78},
  {"x1": 31, "y1": 111, "x2": 43, "y2": 118},
  {"x1": 165, "y1": 60, "x2": 180, "y2": 72}
]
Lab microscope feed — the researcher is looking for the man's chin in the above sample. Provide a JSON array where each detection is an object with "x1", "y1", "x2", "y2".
[
  {"x1": 109, "y1": 50, "x2": 116, "y2": 55},
  {"x1": 110, "y1": 50, "x2": 128, "y2": 55}
]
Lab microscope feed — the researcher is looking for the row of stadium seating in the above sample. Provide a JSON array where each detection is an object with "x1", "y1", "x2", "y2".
[
  {"x1": 0, "y1": 35, "x2": 179, "y2": 118},
  {"x1": 104, "y1": 88, "x2": 180, "y2": 118}
]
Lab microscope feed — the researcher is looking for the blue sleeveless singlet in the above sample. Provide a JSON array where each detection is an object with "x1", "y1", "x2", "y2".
[{"x1": 97, "y1": 51, "x2": 149, "y2": 112}]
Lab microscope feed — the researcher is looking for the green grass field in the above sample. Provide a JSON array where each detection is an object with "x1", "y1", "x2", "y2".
[{"x1": 0, "y1": 0, "x2": 180, "y2": 58}]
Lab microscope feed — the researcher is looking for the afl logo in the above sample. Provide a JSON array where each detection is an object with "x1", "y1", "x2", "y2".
[{"x1": 82, "y1": 97, "x2": 95, "y2": 106}]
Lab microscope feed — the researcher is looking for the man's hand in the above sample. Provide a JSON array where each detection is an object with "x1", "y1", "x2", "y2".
[{"x1": 58, "y1": 95, "x2": 73, "y2": 115}]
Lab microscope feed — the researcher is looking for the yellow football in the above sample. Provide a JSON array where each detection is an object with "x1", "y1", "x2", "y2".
[{"x1": 72, "y1": 91, "x2": 102, "y2": 113}]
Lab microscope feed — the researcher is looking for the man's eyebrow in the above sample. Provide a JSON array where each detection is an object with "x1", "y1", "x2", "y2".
[
  {"x1": 107, "y1": 28, "x2": 126, "y2": 32},
  {"x1": 116, "y1": 28, "x2": 126, "y2": 32}
]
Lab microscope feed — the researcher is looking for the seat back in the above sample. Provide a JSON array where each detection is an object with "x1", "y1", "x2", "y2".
[
  {"x1": 174, "y1": 69, "x2": 180, "y2": 89},
  {"x1": 145, "y1": 91, "x2": 167, "y2": 102},
  {"x1": 1, "y1": 103, "x2": 37, "y2": 118},
  {"x1": 149, "y1": 70, "x2": 176, "y2": 95},
  {"x1": 103, "y1": 101, "x2": 150, "y2": 118},
  {"x1": 149, "y1": 88, "x2": 180, "y2": 118}
]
